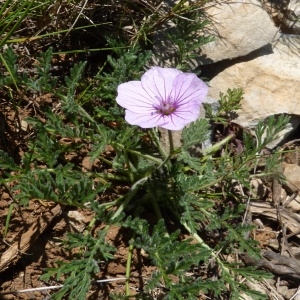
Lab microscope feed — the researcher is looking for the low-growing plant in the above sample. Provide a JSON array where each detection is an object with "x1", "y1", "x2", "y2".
[
  {"x1": 0, "y1": 42, "x2": 287, "y2": 299},
  {"x1": 0, "y1": 1, "x2": 288, "y2": 299}
]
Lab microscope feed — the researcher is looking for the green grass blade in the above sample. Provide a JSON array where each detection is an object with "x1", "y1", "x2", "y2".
[
  {"x1": 4, "y1": 203, "x2": 14, "y2": 237},
  {"x1": 6, "y1": 22, "x2": 111, "y2": 43},
  {"x1": 0, "y1": 0, "x2": 35, "y2": 48}
]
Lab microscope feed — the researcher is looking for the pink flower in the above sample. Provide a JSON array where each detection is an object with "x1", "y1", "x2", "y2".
[{"x1": 116, "y1": 66, "x2": 208, "y2": 130}]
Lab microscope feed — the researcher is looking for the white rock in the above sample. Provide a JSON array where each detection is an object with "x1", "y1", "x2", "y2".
[
  {"x1": 67, "y1": 210, "x2": 86, "y2": 232},
  {"x1": 281, "y1": 188, "x2": 287, "y2": 203},
  {"x1": 208, "y1": 34, "x2": 300, "y2": 136},
  {"x1": 287, "y1": 195, "x2": 300, "y2": 212},
  {"x1": 151, "y1": 0, "x2": 279, "y2": 67},
  {"x1": 250, "y1": 178, "x2": 267, "y2": 199},
  {"x1": 283, "y1": 163, "x2": 300, "y2": 193},
  {"x1": 201, "y1": 0, "x2": 280, "y2": 63}
]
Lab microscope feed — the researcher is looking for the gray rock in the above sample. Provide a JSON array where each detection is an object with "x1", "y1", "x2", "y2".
[
  {"x1": 200, "y1": 0, "x2": 280, "y2": 63},
  {"x1": 151, "y1": 0, "x2": 280, "y2": 67}
]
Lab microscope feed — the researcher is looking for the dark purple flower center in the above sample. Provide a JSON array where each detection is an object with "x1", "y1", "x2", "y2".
[{"x1": 154, "y1": 99, "x2": 177, "y2": 116}]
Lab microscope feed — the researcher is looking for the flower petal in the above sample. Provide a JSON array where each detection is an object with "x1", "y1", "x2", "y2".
[
  {"x1": 158, "y1": 117, "x2": 186, "y2": 130},
  {"x1": 116, "y1": 81, "x2": 159, "y2": 113},
  {"x1": 141, "y1": 67, "x2": 183, "y2": 102},
  {"x1": 171, "y1": 73, "x2": 208, "y2": 107},
  {"x1": 160, "y1": 108, "x2": 199, "y2": 130},
  {"x1": 125, "y1": 110, "x2": 169, "y2": 128}
]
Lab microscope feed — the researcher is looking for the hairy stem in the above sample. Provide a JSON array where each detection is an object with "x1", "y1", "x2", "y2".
[
  {"x1": 125, "y1": 240, "x2": 135, "y2": 296},
  {"x1": 149, "y1": 128, "x2": 168, "y2": 160},
  {"x1": 111, "y1": 176, "x2": 148, "y2": 221}
]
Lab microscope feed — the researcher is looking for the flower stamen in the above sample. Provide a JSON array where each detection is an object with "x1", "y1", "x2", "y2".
[{"x1": 155, "y1": 101, "x2": 176, "y2": 116}]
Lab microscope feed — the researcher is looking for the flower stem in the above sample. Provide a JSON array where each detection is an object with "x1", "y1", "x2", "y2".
[
  {"x1": 156, "y1": 130, "x2": 176, "y2": 171},
  {"x1": 112, "y1": 141, "x2": 163, "y2": 165},
  {"x1": 125, "y1": 240, "x2": 134, "y2": 296},
  {"x1": 168, "y1": 130, "x2": 174, "y2": 154},
  {"x1": 151, "y1": 196, "x2": 163, "y2": 221},
  {"x1": 149, "y1": 128, "x2": 168, "y2": 160}
]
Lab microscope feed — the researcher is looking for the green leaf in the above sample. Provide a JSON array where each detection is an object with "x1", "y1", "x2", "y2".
[
  {"x1": 26, "y1": 47, "x2": 57, "y2": 92},
  {"x1": 182, "y1": 118, "x2": 210, "y2": 149},
  {"x1": 177, "y1": 149, "x2": 202, "y2": 171},
  {"x1": 132, "y1": 219, "x2": 212, "y2": 297},
  {"x1": 0, "y1": 150, "x2": 18, "y2": 171},
  {"x1": 255, "y1": 114, "x2": 290, "y2": 148},
  {"x1": 41, "y1": 229, "x2": 116, "y2": 300},
  {"x1": 14, "y1": 166, "x2": 107, "y2": 207},
  {"x1": 0, "y1": 46, "x2": 19, "y2": 88},
  {"x1": 218, "y1": 88, "x2": 243, "y2": 114}
]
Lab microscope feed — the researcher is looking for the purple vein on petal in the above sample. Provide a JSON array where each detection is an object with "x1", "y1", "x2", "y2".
[
  {"x1": 127, "y1": 110, "x2": 166, "y2": 126},
  {"x1": 140, "y1": 81, "x2": 160, "y2": 107},
  {"x1": 175, "y1": 86, "x2": 203, "y2": 105},
  {"x1": 118, "y1": 92, "x2": 155, "y2": 111},
  {"x1": 173, "y1": 77, "x2": 207, "y2": 106}
]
